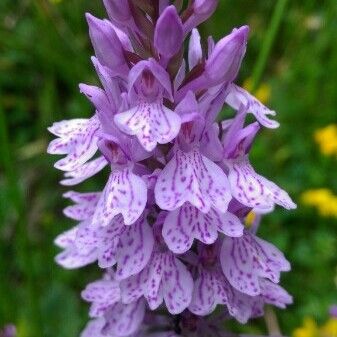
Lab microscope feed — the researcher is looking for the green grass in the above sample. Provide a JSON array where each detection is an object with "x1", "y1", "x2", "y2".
[{"x1": 0, "y1": 1, "x2": 336, "y2": 336}]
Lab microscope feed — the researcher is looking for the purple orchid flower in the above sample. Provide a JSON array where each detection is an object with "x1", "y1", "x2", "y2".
[{"x1": 48, "y1": 1, "x2": 297, "y2": 336}]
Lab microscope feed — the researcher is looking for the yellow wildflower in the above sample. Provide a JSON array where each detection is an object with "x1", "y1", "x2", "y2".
[
  {"x1": 243, "y1": 78, "x2": 271, "y2": 104},
  {"x1": 293, "y1": 317, "x2": 319, "y2": 337},
  {"x1": 321, "y1": 318, "x2": 337, "y2": 337},
  {"x1": 301, "y1": 189, "x2": 337, "y2": 218},
  {"x1": 314, "y1": 125, "x2": 337, "y2": 157}
]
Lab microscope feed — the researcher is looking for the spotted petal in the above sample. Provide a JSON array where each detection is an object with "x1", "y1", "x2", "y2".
[
  {"x1": 92, "y1": 167, "x2": 147, "y2": 226},
  {"x1": 220, "y1": 231, "x2": 291, "y2": 296},
  {"x1": 114, "y1": 102, "x2": 181, "y2": 152},
  {"x1": 155, "y1": 149, "x2": 232, "y2": 213},
  {"x1": 48, "y1": 115, "x2": 100, "y2": 171},
  {"x1": 61, "y1": 156, "x2": 108, "y2": 186},
  {"x1": 55, "y1": 245, "x2": 97, "y2": 269},
  {"x1": 162, "y1": 253, "x2": 194, "y2": 314},
  {"x1": 260, "y1": 279, "x2": 293, "y2": 309},
  {"x1": 115, "y1": 216, "x2": 154, "y2": 280},
  {"x1": 82, "y1": 279, "x2": 121, "y2": 318},
  {"x1": 227, "y1": 156, "x2": 296, "y2": 211},
  {"x1": 102, "y1": 300, "x2": 145, "y2": 337},
  {"x1": 163, "y1": 204, "x2": 243, "y2": 254},
  {"x1": 225, "y1": 84, "x2": 279, "y2": 129},
  {"x1": 63, "y1": 191, "x2": 100, "y2": 221},
  {"x1": 189, "y1": 269, "x2": 221, "y2": 315}
]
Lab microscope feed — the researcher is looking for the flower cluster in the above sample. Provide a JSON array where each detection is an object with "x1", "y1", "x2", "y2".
[{"x1": 48, "y1": 1, "x2": 296, "y2": 336}]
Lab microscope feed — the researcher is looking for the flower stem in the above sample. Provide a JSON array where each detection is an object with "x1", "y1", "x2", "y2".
[{"x1": 251, "y1": 0, "x2": 289, "y2": 91}]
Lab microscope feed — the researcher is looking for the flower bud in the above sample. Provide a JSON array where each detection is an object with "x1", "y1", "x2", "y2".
[
  {"x1": 205, "y1": 25, "x2": 249, "y2": 85},
  {"x1": 102, "y1": 0, "x2": 131, "y2": 23},
  {"x1": 154, "y1": 5, "x2": 184, "y2": 58},
  {"x1": 194, "y1": 0, "x2": 218, "y2": 15},
  {"x1": 86, "y1": 13, "x2": 126, "y2": 72}
]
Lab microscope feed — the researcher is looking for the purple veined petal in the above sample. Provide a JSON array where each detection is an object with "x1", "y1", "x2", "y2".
[
  {"x1": 48, "y1": 115, "x2": 100, "y2": 172},
  {"x1": 120, "y1": 271, "x2": 147, "y2": 304},
  {"x1": 225, "y1": 84, "x2": 280, "y2": 128},
  {"x1": 102, "y1": 299, "x2": 145, "y2": 337},
  {"x1": 48, "y1": 119, "x2": 90, "y2": 138},
  {"x1": 175, "y1": 90, "x2": 199, "y2": 120},
  {"x1": 54, "y1": 225, "x2": 79, "y2": 249},
  {"x1": 63, "y1": 191, "x2": 100, "y2": 221},
  {"x1": 189, "y1": 269, "x2": 218, "y2": 315},
  {"x1": 55, "y1": 245, "x2": 97, "y2": 269},
  {"x1": 75, "y1": 221, "x2": 101, "y2": 255},
  {"x1": 144, "y1": 253, "x2": 164, "y2": 310},
  {"x1": 154, "y1": 6, "x2": 184, "y2": 58},
  {"x1": 92, "y1": 167, "x2": 147, "y2": 226},
  {"x1": 226, "y1": 155, "x2": 297, "y2": 210},
  {"x1": 224, "y1": 279, "x2": 263, "y2": 324},
  {"x1": 220, "y1": 231, "x2": 290, "y2": 296},
  {"x1": 80, "y1": 318, "x2": 105, "y2": 337},
  {"x1": 82, "y1": 279, "x2": 121, "y2": 318},
  {"x1": 115, "y1": 216, "x2": 154, "y2": 280},
  {"x1": 114, "y1": 102, "x2": 181, "y2": 152},
  {"x1": 162, "y1": 254, "x2": 194, "y2": 314},
  {"x1": 61, "y1": 156, "x2": 108, "y2": 186},
  {"x1": 155, "y1": 149, "x2": 232, "y2": 213},
  {"x1": 163, "y1": 204, "x2": 242, "y2": 254},
  {"x1": 188, "y1": 29, "x2": 202, "y2": 70},
  {"x1": 97, "y1": 216, "x2": 125, "y2": 268},
  {"x1": 259, "y1": 279, "x2": 293, "y2": 309}
]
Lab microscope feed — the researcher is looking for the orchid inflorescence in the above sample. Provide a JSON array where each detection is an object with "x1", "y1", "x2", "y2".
[{"x1": 48, "y1": 1, "x2": 296, "y2": 336}]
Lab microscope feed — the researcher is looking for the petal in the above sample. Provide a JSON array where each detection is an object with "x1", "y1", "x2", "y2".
[
  {"x1": 189, "y1": 269, "x2": 217, "y2": 315},
  {"x1": 82, "y1": 280, "x2": 121, "y2": 318},
  {"x1": 115, "y1": 216, "x2": 154, "y2": 280},
  {"x1": 220, "y1": 231, "x2": 290, "y2": 296},
  {"x1": 162, "y1": 204, "x2": 218, "y2": 254},
  {"x1": 155, "y1": 149, "x2": 232, "y2": 213},
  {"x1": 103, "y1": 300, "x2": 145, "y2": 337},
  {"x1": 225, "y1": 84, "x2": 280, "y2": 128},
  {"x1": 114, "y1": 102, "x2": 181, "y2": 152},
  {"x1": 120, "y1": 272, "x2": 147, "y2": 304},
  {"x1": 61, "y1": 156, "x2": 108, "y2": 186},
  {"x1": 48, "y1": 119, "x2": 90, "y2": 137},
  {"x1": 162, "y1": 254, "x2": 193, "y2": 314},
  {"x1": 55, "y1": 246, "x2": 97, "y2": 269},
  {"x1": 215, "y1": 211, "x2": 244, "y2": 237},
  {"x1": 145, "y1": 254, "x2": 165, "y2": 310},
  {"x1": 49, "y1": 116, "x2": 100, "y2": 172},
  {"x1": 80, "y1": 318, "x2": 105, "y2": 337},
  {"x1": 260, "y1": 279, "x2": 293, "y2": 309},
  {"x1": 188, "y1": 28, "x2": 202, "y2": 70},
  {"x1": 54, "y1": 225, "x2": 78, "y2": 249},
  {"x1": 97, "y1": 216, "x2": 125, "y2": 268},
  {"x1": 227, "y1": 156, "x2": 297, "y2": 210},
  {"x1": 63, "y1": 191, "x2": 100, "y2": 221},
  {"x1": 92, "y1": 167, "x2": 147, "y2": 226}
]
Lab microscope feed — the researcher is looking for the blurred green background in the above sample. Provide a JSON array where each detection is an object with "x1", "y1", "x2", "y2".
[{"x1": 0, "y1": 0, "x2": 336, "y2": 336}]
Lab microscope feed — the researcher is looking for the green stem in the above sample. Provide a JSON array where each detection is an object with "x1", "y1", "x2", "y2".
[
  {"x1": 251, "y1": 0, "x2": 289, "y2": 91},
  {"x1": 0, "y1": 106, "x2": 41, "y2": 336}
]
